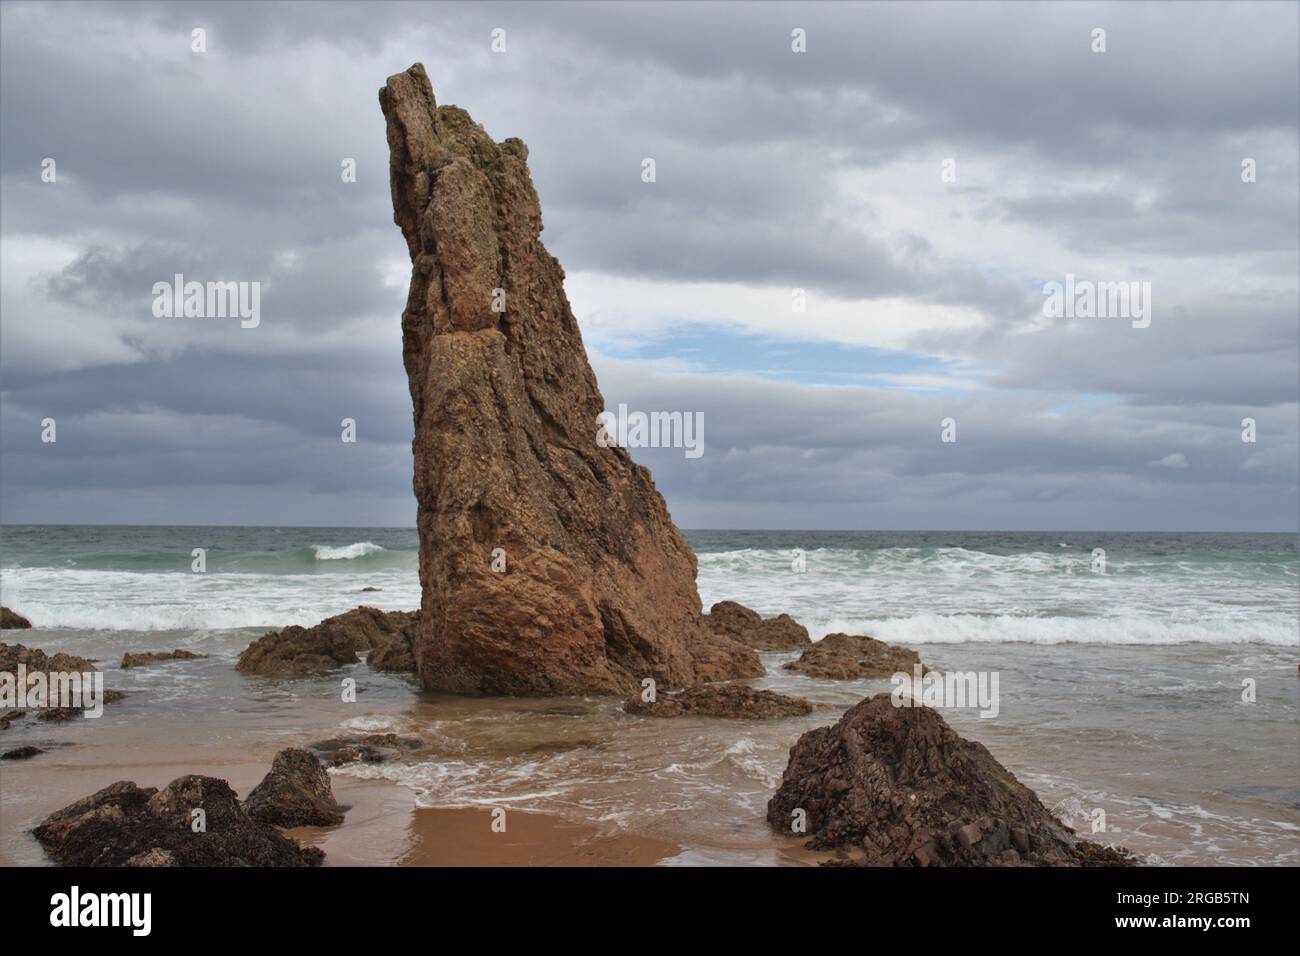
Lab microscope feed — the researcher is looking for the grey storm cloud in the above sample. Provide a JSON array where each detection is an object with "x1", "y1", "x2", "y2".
[{"x1": 0, "y1": 0, "x2": 1296, "y2": 529}]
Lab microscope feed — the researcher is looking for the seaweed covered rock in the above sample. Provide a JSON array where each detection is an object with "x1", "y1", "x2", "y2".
[
  {"x1": 767, "y1": 693, "x2": 1136, "y2": 866},
  {"x1": 380, "y1": 63, "x2": 761, "y2": 695},
  {"x1": 243, "y1": 748, "x2": 344, "y2": 827},
  {"x1": 33, "y1": 776, "x2": 323, "y2": 866},
  {"x1": 624, "y1": 682, "x2": 814, "y2": 719},
  {"x1": 784, "y1": 633, "x2": 923, "y2": 680},
  {"x1": 704, "y1": 601, "x2": 811, "y2": 652}
]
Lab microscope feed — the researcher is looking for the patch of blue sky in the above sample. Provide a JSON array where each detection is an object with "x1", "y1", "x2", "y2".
[{"x1": 592, "y1": 324, "x2": 981, "y2": 390}]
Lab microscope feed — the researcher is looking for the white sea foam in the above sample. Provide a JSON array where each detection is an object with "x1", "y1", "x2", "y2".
[
  {"x1": 696, "y1": 547, "x2": 1298, "y2": 647},
  {"x1": 823, "y1": 613, "x2": 1299, "y2": 646},
  {"x1": 312, "y1": 542, "x2": 386, "y2": 560},
  {"x1": 0, "y1": 566, "x2": 420, "y2": 631},
  {"x1": 4, "y1": 542, "x2": 1295, "y2": 647}
]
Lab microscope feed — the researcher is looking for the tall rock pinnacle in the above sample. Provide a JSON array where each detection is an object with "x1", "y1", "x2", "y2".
[{"x1": 379, "y1": 64, "x2": 761, "y2": 694}]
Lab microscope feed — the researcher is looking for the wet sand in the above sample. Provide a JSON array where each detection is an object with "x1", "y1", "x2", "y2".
[
  {"x1": 287, "y1": 779, "x2": 684, "y2": 867},
  {"x1": 401, "y1": 807, "x2": 680, "y2": 866}
]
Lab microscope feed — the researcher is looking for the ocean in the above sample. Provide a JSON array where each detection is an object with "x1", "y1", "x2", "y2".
[{"x1": 2, "y1": 525, "x2": 1297, "y2": 865}]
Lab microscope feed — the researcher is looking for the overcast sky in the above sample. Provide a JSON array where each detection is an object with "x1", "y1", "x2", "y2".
[{"x1": 1, "y1": 0, "x2": 1296, "y2": 530}]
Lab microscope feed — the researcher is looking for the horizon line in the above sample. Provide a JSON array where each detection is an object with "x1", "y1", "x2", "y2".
[{"x1": 0, "y1": 522, "x2": 1296, "y2": 535}]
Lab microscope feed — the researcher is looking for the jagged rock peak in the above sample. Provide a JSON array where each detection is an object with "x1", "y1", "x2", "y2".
[{"x1": 379, "y1": 64, "x2": 761, "y2": 695}]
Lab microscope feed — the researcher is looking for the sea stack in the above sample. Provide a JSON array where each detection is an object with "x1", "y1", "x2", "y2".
[{"x1": 379, "y1": 64, "x2": 761, "y2": 695}]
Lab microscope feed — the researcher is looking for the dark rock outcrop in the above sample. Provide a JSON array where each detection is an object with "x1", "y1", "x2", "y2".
[
  {"x1": 236, "y1": 606, "x2": 418, "y2": 675},
  {"x1": 2, "y1": 745, "x2": 44, "y2": 760},
  {"x1": 379, "y1": 64, "x2": 761, "y2": 695},
  {"x1": 243, "y1": 748, "x2": 344, "y2": 827},
  {"x1": 624, "y1": 682, "x2": 814, "y2": 719},
  {"x1": 1, "y1": 608, "x2": 31, "y2": 629},
  {"x1": 767, "y1": 693, "x2": 1136, "y2": 866},
  {"x1": 121, "y1": 649, "x2": 208, "y2": 669},
  {"x1": 784, "y1": 633, "x2": 923, "y2": 680},
  {"x1": 704, "y1": 601, "x2": 811, "y2": 651},
  {"x1": 33, "y1": 776, "x2": 323, "y2": 866}
]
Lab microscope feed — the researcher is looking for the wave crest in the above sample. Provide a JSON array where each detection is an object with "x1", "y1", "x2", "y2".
[{"x1": 312, "y1": 542, "x2": 386, "y2": 561}]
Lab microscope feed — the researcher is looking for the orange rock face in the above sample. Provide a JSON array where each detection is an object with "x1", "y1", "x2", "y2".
[{"x1": 379, "y1": 64, "x2": 761, "y2": 695}]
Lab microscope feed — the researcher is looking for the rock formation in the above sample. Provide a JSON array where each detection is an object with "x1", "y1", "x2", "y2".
[
  {"x1": 236, "y1": 606, "x2": 418, "y2": 676},
  {"x1": 767, "y1": 694, "x2": 1136, "y2": 866},
  {"x1": 784, "y1": 633, "x2": 923, "y2": 680},
  {"x1": 121, "y1": 649, "x2": 208, "y2": 669},
  {"x1": 1, "y1": 641, "x2": 96, "y2": 678},
  {"x1": 243, "y1": 748, "x2": 344, "y2": 827},
  {"x1": 379, "y1": 63, "x2": 761, "y2": 695},
  {"x1": 1, "y1": 608, "x2": 31, "y2": 629},
  {"x1": 33, "y1": 776, "x2": 323, "y2": 866},
  {"x1": 624, "y1": 682, "x2": 814, "y2": 719},
  {"x1": 0, "y1": 642, "x2": 124, "y2": 724},
  {"x1": 704, "y1": 601, "x2": 811, "y2": 651}
]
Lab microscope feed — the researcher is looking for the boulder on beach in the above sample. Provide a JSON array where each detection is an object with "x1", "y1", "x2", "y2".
[
  {"x1": 379, "y1": 64, "x2": 761, "y2": 695},
  {"x1": 121, "y1": 649, "x2": 208, "y2": 669},
  {"x1": 33, "y1": 775, "x2": 324, "y2": 866},
  {"x1": 235, "y1": 606, "x2": 418, "y2": 675},
  {"x1": 704, "y1": 601, "x2": 812, "y2": 651},
  {"x1": 624, "y1": 682, "x2": 814, "y2": 719},
  {"x1": 1, "y1": 608, "x2": 31, "y2": 629},
  {"x1": 767, "y1": 693, "x2": 1137, "y2": 866},
  {"x1": 243, "y1": 747, "x2": 344, "y2": 827},
  {"x1": 784, "y1": 633, "x2": 924, "y2": 680}
]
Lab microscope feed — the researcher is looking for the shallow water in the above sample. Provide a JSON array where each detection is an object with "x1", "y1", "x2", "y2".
[{"x1": 1, "y1": 526, "x2": 1297, "y2": 866}]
